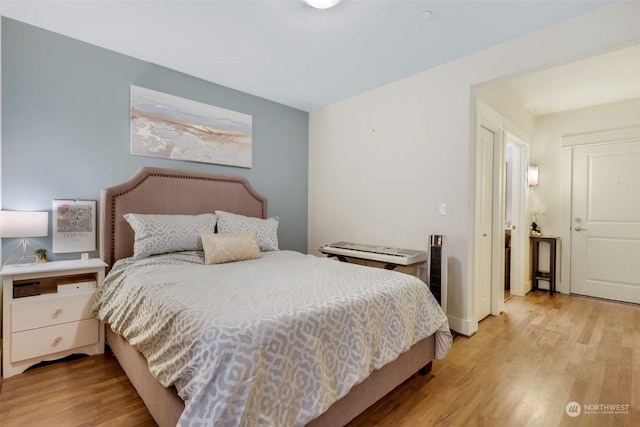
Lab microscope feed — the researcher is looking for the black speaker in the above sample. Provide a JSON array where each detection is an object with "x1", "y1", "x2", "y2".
[{"x1": 427, "y1": 235, "x2": 447, "y2": 311}]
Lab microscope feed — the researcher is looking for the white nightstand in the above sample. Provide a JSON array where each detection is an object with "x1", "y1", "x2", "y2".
[{"x1": 1, "y1": 258, "x2": 107, "y2": 378}]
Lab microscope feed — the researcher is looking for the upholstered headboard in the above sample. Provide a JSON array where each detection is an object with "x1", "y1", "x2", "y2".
[{"x1": 100, "y1": 167, "x2": 268, "y2": 267}]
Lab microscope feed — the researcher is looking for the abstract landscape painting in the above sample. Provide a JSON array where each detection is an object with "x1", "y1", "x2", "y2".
[{"x1": 130, "y1": 86, "x2": 253, "y2": 168}]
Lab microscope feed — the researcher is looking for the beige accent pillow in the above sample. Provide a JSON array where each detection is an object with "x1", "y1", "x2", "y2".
[{"x1": 201, "y1": 231, "x2": 262, "y2": 265}]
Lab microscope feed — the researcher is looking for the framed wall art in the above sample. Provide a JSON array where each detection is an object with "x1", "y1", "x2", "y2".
[
  {"x1": 130, "y1": 85, "x2": 253, "y2": 168},
  {"x1": 52, "y1": 199, "x2": 96, "y2": 253}
]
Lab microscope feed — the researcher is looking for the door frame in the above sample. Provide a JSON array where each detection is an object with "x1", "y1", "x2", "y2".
[
  {"x1": 474, "y1": 100, "x2": 532, "y2": 320},
  {"x1": 505, "y1": 132, "x2": 530, "y2": 296},
  {"x1": 561, "y1": 126, "x2": 640, "y2": 295}
]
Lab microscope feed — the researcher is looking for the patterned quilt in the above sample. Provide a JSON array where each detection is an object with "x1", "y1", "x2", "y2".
[{"x1": 92, "y1": 250, "x2": 452, "y2": 426}]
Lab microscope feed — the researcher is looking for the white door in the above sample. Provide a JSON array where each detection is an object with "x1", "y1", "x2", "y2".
[
  {"x1": 505, "y1": 133, "x2": 528, "y2": 297},
  {"x1": 571, "y1": 140, "x2": 640, "y2": 303},
  {"x1": 475, "y1": 125, "x2": 494, "y2": 320}
]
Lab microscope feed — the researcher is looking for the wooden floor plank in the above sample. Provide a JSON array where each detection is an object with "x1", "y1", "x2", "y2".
[{"x1": 0, "y1": 292, "x2": 637, "y2": 426}]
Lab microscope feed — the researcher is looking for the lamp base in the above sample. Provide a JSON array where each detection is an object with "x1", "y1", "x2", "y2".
[{"x1": 4, "y1": 238, "x2": 38, "y2": 266}]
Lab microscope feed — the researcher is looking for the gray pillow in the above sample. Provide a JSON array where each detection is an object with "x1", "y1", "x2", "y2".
[
  {"x1": 215, "y1": 210, "x2": 279, "y2": 251},
  {"x1": 124, "y1": 213, "x2": 217, "y2": 259}
]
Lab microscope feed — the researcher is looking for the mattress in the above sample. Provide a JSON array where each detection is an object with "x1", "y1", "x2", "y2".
[{"x1": 93, "y1": 250, "x2": 451, "y2": 426}]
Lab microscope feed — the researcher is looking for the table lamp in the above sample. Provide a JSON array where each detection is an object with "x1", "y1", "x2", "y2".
[{"x1": 0, "y1": 211, "x2": 49, "y2": 265}]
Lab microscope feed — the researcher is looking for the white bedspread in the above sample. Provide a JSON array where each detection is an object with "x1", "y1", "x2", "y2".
[{"x1": 93, "y1": 250, "x2": 451, "y2": 426}]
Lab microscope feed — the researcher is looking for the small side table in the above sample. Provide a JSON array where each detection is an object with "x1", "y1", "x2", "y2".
[
  {"x1": 1, "y1": 258, "x2": 107, "y2": 378},
  {"x1": 530, "y1": 236, "x2": 558, "y2": 295}
]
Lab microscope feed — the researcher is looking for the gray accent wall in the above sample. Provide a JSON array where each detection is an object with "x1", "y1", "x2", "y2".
[{"x1": 1, "y1": 18, "x2": 308, "y2": 262}]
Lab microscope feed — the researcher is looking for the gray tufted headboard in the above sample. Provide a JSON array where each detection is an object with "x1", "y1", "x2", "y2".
[{"x1": 100, "y1": 166, "x2": 267, "y2": 267}]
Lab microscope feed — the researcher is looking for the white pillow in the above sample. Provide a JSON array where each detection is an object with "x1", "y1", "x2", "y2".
[
  {"x1": 124, "y1": 213, "x2": 217, "y2": 259},
  {"x1": 201, "y1": 231, "x2": 262, "y2": 264},
  {"x1": 215, "y1": 210, "x2": 279, "y2": 251}
]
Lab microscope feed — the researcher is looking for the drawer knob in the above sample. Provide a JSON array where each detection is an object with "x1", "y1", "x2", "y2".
[
  {"x1": 52, "y1": 336, "x2": 63, "y2": 346},
  {"x1": 53, "y1": 309, "x2": 63, "y2": 317}
]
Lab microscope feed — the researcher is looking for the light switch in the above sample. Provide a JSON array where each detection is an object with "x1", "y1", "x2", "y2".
[{"x1": 438, "y1": 203, "x2": 446, "y2": 216}]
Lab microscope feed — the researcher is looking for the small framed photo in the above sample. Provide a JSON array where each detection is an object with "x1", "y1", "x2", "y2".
[{"x1": 52, "y1": 199, "x2": 96, "y2": 253}]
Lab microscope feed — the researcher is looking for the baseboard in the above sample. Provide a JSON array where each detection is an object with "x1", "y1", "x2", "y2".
[{"x1": 447, "y1": 315, "x2": 478, "y2": 337}]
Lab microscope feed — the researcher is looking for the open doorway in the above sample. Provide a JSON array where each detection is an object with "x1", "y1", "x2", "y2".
[
  {"x1": 473, "y1": 44, "x2": 638, "y2": 322},
  {"x1": 474, "y1": 100, "x2": 530, "y2": 320}
]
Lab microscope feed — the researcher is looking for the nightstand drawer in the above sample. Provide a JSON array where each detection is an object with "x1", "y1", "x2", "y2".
[
  {"x1": 11, "y1": 318, "x2": 99, "y2": 362},
  {"x1": 11, "y1": 291, "x2": 94, "y2": 332}
]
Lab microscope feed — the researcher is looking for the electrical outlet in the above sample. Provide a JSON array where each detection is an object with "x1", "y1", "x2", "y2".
[{"x1": 438, "y1": 203, "x2": 446, "y2": 216}]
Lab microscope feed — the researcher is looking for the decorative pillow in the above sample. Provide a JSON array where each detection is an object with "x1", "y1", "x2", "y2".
[
  {"x1": 215, "y1": 210, "x2": 279, "y2": 251},
  {"x1": 201, "y1": 231, "x2": 262, "y2": 264},
  {"x1": 124, "y1": 213, "x2": 217, "y2": 259}
]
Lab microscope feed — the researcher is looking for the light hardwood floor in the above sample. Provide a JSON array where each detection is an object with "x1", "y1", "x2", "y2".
[{"x1": 0, "y1": 292, "x2": 638, "y2": 426}]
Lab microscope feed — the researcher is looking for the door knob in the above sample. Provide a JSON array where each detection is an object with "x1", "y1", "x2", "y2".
[{"x1": 575, "y1": 226, "x2": 587, "y2": 231}]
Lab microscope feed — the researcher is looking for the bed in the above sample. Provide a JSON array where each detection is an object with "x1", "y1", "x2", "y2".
[{"x1": 94, "y1": 166, "x2": 451, "y2": 427}]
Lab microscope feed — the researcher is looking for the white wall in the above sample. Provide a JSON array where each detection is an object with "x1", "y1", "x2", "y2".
[
  {"x1": 531, "y1": 97, "x2": 640, "y2": 293},
  {"x1": 308, "y1": 2, "x2": 640, "y2": 335},
  {"x1": 473, "y1": 85, "x2": 535, "y2": 140},
  {"x1": 532, "y1": 98, "x2": 640, "y2": 236}
]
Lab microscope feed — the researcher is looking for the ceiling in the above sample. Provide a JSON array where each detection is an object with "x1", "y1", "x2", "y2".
[
  {"x1": 498, "y1": 43, "x2": 640, "y2": 116},
  {"x1": 1, "y1": 0, "x2": 632, "y2": 113}
]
